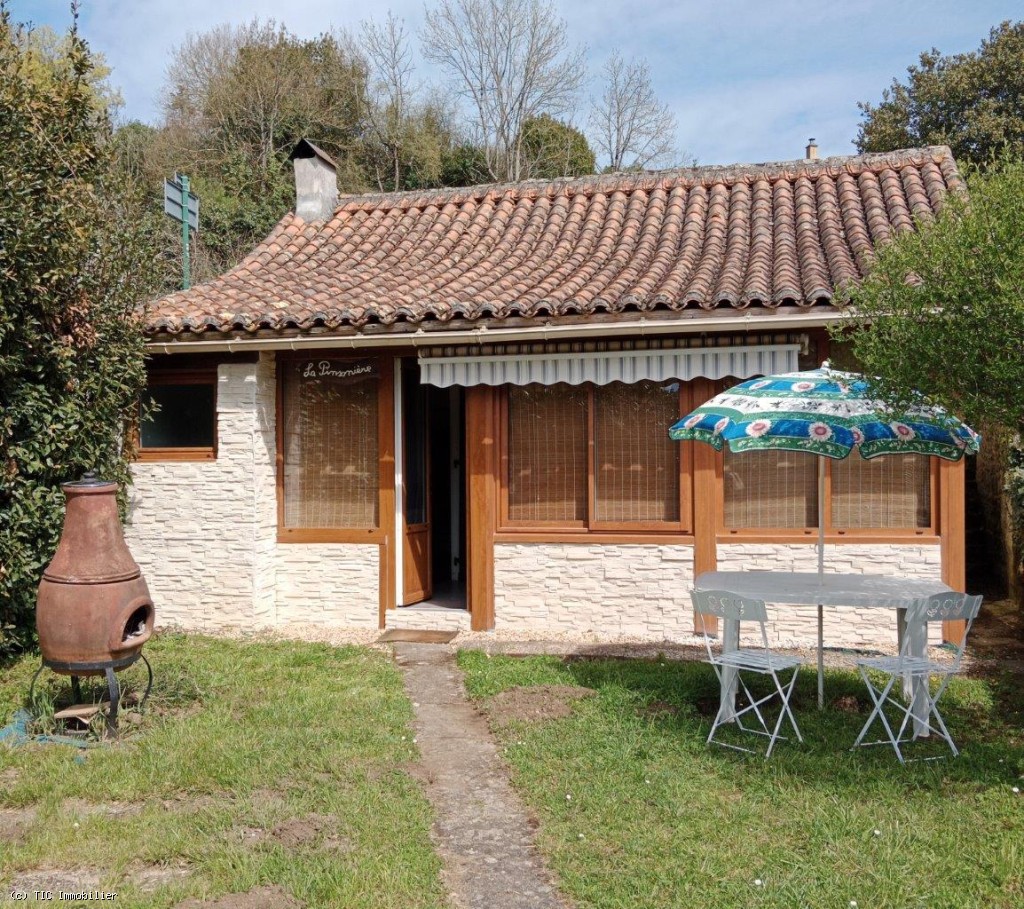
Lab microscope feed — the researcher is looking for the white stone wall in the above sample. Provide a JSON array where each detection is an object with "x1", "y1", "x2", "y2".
[
  {"x1": 252, "y1": 354, "x2": 278, "y2": 624},
  {"x1": 716, "y1": 543, "x2": 944, "y2": 648},
  {"x1": 275, "y1": 544, "x2": 380, "y2": 626},
  {"x1": 494, "y1": 543, "x2": 695, "y2": 639},
  {"x1": 386, "y1": 606, "x2": 472, "y2": 632},
  {"x1": 127, "y1": 355, "x2": 382, "y2": 632},
  {"x1": 127, "y1": 362, "x2": 272, "y2": 632}
]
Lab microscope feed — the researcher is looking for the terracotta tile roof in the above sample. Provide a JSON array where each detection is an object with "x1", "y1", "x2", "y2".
[{"x1": 145, "y1": 147, "x2": 962, "y2": 337}]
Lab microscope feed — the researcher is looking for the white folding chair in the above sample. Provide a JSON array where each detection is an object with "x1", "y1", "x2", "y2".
[
  {"x1": 691, "y1": 589, "x2": 803, "y2": 758},
  {"x1": 851, "y1": 593, "x2": 982, "y2": 764}
]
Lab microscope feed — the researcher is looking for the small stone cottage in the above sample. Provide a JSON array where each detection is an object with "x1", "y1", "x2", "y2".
[{"x1": 130, "y1": 142, "x2": 966, "y2": 647}]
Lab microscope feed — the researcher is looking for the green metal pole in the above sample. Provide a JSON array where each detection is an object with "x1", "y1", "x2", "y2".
[{"x1": 181, "y1": 174, "x2": 191, "y2": 290}]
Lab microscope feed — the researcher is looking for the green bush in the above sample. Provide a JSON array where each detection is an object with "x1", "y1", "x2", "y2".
[{"x1": 0, "y1": 10, "x2": 156, "y2": 656}]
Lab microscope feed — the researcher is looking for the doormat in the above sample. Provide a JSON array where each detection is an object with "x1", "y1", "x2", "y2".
[{"x1": 378, "y1": 629, "x2": 459, "y2": 644}]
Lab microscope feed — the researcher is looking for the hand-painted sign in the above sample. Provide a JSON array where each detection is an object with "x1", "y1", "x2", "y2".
[{"x1": 301, "y1": 359, "x2": 377, "y2": 382}]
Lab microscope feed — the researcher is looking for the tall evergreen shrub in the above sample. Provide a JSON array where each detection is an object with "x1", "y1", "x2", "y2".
[{"x1": 0, "y1": 8, "x2": 154, "y2": 655}]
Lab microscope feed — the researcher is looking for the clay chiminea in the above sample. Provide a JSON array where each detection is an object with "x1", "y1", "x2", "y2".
[{"x1": 36, "y1": 472, "x2": 154, "y2": 673}]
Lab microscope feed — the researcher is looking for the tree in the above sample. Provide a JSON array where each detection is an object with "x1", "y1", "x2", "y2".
[
  {"x1": 164, "y1": 21, "x2": 367, "y2": 181},
  {"x1": 518, "y1": 113, "x2": 595, "y2": 178},
  {"x1": 856, "y1": 21, "x2": 1024, "y2": 166},
  {"x1": 0, "y1": 8, "x2": 157, "y2": 654},
  {"x1": 421, "y1": 0, "x2": 585, "y2": 182},
  {"x1": 589, "y1": 51, "x2": 678, "y2": 171},
  {"x1": 834, "y1": 155, "x2": 1024, "y2": 431},
  {"x1": 156, "y1": 21, "x2": 370, "y2": 282},
  {"x1": 14, "y1": 22, "x2": 121, "y2": 116},
  {"x1": 359, "y1": 13, "x2": 456, "y2": 192},
  {"x1": 835, "y1": 156, "x2": 1024, "y2": 594}
]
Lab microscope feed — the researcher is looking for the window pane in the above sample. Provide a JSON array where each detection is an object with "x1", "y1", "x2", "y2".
[
  {"x1": 140, "y1": 384, "x2": 215, "y2": 448},
  {"x1": 832, "y1": 451, "x2": 931, "y2": 528},
  {"x1": 283, "y1": 360, "x2": 379, "y2": 529},
  {"x1": 594, "y1": 382, "x2": 679, "y2": 522},
  {"x1": 724, "y1": 450, "x2": 819, "y2": 528},
  {"x1": 508, "y1": 385, "x2": 587, "y2": 522}
]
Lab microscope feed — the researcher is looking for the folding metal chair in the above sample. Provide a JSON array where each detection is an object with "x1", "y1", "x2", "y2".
[
  {"x1": 851, "y1": 592, "x2": 982, "y2": 764},
  {"x1": 691, "y1": 589, "x2": 803, "y2": 758}
]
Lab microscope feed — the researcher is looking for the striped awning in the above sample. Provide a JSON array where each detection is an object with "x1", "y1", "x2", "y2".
[{"x1": 419, "y1": 344, "x2": 801, "y2": 388}]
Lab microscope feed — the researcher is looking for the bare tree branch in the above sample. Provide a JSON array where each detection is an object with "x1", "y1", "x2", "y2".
[
  {"x1": 361, "y1": 13, "x2": 416, "y2": 190},
  {"x1": 590, "y1": 50, "x2": 679, "y2": 171},
  {"x1": 421, "y1": 0, "x2": 585, "y2": 182}
]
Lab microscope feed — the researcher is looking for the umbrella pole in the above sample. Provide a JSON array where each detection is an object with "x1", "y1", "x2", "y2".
[{"x1": 817, "y1": 458, "x2": 825, "y2": 710}]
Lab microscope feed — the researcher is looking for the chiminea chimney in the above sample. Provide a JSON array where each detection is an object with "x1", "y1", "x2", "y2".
[
  {"x1": 290, "y1": 139, "x2": 338, "y2": 222},
  {"x1": 805, "y1": 138, "x2": 819, "y2": 161}
]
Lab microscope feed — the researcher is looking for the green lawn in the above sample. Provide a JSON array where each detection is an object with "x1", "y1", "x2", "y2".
[
  {"x1": 459, "y1": 651, "x2": 1024, "y2": 909},
  {"x1": 0, "y1": 634, "x2": 446, "y2": 908}
]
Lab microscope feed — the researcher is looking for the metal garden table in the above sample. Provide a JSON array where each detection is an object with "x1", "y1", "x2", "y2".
[{"x1": 694, "y1": 570, "x2": 954, "y2": 737}]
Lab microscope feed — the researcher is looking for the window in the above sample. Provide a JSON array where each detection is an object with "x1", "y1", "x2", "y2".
[
  {"x1": 594, "y1": 382, "x2": 680, "y2": 523},
  {"x1": 281, "y1": 358, "x2": 381, "y2": 531},
  {"x1": 723, "y1": 449, "x2": 933, "y2": 532},
  {"x1": 508, "y1": 385, "x2": 588, "y2": 523},
  {"x1": 831, "y1": 450, "x2": 931, "y2": 529},
  {"x1": 138, "y1": 371, "x2": 217, "y2": 460},
  {"x1": 503, "y1": 381, "x2": 688, "y2": 531},
  {"x1": 723, "y1": 450, "x2": 818, "y2": 529}
]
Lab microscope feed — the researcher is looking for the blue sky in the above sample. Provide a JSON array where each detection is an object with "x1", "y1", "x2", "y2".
[{"x1": 9, "y1": 0, "x2": 1022, "y2": 166}]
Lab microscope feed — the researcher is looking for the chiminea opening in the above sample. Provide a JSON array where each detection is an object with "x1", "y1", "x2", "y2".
[{"x1": 123, "y1": 604, "x2": 152, "y2": 643}]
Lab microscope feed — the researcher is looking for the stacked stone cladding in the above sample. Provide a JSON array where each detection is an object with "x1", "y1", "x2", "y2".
[
  {"x1": 275, "y1": 544, "x2": 379, "y2": 626},
  {"x1": 128, "y1": 357, "x2": 381, "y2": 632},
  {"x1": 494, "y1": 543, "x2": 695, "y2": 639},
  {"x1": 716, "y1": 543, "x2": 944, "y2": 648},
  {"x1": 127, "y1": 363, "x2": 270, "y2": 631},
  {"x1": 385, "y1": 606, "x2": 472, "y2": 631}
]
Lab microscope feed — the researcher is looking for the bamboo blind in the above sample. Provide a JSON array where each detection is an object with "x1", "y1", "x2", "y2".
[
  {"x1": 594, "y1": 382, "x2": 680, "y2": 522},
  {"x1": 282, "y1": 363, "x2": 379, "y2": 528},
  {"x1": 831, "y1": 451, "x2": 931, "y2": 528},
  {"x1": 507, "y1": 385, "x2": 588, "y2": 522},
  {"x1": 724, "y1": 450, "x2": 819, "y2": 528}
]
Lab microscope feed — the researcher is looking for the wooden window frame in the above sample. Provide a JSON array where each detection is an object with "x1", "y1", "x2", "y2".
[
  {"x1": 497, "y1": 382, "x2": 694, "y2": 538},
  {"x1": 136, "y1": 369, "x2": 218, "y2": 462},
  {"x1": 276, "y1": 353, "x2": 394, "y2": 545}
]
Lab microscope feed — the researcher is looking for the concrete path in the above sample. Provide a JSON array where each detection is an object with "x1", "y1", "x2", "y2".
[{"x1": 393, "y1": 643, "x2": 570, "y2": 909}]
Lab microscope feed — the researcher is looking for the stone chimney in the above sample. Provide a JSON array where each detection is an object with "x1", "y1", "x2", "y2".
[
  {"x1": 290, "y1": 139, "x2": 338, "y2": 221},
  {"x1": 805, "y1": 138, "x2": 819, "y2": 161}
]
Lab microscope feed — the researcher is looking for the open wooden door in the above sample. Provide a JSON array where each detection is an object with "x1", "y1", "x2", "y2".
[{"x1": 401, "y1": 361, "x2": 432, "y2": 604}]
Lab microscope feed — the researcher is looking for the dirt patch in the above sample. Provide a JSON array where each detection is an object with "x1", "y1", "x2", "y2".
[
  {"x1": 160, "y1": 793, "x2": 227, "y2": 813},
  {"x1": 271, "y1": 813, "x2": 337, "y2": 848},
  {"x1": 8, "y1": 869, "x2": 102, "y2": 894},
  {"x1": 485, "y1": 684, "x2": 596, "y2": 727},
  {"x1": 636, "y1": 700, "x2": 680, "y2": 719},
  {"x1": 832, "y1": 695, "x2": 865, "y2": 713},
  {"x1": 0, "y1": 767, "x2": 20, "y2": 786},
  {"x1": 233, "y1": 813, "x2": 349, "y2": 851},
  {"x1": 130, "y1": 862, "x2": 194, "y2": 892},
  {"x1": 62, "y1": 798, "x2": 144, "y2": 819},
  {"x1": 0, "y1": 807, "x2": 36, "y2": 842},
  {"x1": 174, "y1": 884, "x2": 303, "y2": 909}
]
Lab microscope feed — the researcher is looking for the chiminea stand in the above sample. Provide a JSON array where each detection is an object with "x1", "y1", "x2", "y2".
[{"x1": 29, "y1": 652, "x2": 153, "y2": 737}]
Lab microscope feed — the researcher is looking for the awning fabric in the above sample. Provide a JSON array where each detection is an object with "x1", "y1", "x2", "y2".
[{"x1": 419, "y1": 344, "x2": 801, "y2": 388}]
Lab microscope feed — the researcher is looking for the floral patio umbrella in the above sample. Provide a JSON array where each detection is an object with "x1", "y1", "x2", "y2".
[
  {"x1": 669, "y1": 366, "x2": 980, "y2": 463},
  {"x1": 669, "y1": 364, "x2": 980, "y2": 706}
]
